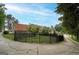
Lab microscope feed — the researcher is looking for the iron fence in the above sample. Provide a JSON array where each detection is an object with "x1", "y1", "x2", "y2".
[{"x1": 14, "y1": 31, "x2": 64, "y2": 44}]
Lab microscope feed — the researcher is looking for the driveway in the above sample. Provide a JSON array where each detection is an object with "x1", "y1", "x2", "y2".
[{"x1": 0, "y1": 32, "x2": 79, "y2": 55}]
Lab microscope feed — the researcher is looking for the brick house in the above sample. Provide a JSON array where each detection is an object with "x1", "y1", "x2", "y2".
[{"x1": 14, "y1": 24, "x2": 29, "y2": 32}]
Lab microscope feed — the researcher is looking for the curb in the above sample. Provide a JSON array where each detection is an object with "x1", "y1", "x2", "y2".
[{"x1": 67, "y1": 36, "x2": 79, "y2": 45}]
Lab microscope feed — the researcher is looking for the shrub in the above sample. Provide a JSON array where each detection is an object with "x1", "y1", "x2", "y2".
[
  {"x1": 58, "y1": 35, "x2": 64, "y2": 42},
  {"x1": 3, "y1": 31, "x2": 9, "y2": 34}
]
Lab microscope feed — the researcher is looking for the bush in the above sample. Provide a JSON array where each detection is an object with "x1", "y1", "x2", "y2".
[
  {"x1": 58, "y1": 35, "x2": 64, "y2": 42},
  {"x1": 3, "y1": 31, "x2": 9, "y2": 34}
]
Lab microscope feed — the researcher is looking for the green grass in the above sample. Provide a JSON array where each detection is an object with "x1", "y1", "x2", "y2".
[
  {"x1": 71, "y1": 36, "x2": 79, "y2": 42},
  {"x1": 3, "y1": 33, "x2": 14, "y2": 40},
  {"x1": 27, "y1": 35, "x2": 50, "y2": 43},
  {"x1": 3, "y1": 33, "x2": 57, "y2": 44},
  {"x1": 14, "y1": 35, "x2": 51, "y2": 43}
]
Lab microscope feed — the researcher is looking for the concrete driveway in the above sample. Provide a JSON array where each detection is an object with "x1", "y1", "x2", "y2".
[{"x1": 0, "y1": 32, "x2": 79, "y2": 55}]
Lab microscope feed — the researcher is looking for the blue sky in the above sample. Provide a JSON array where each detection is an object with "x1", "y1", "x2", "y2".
[{"x1": 5, "y1": 3, "x2": 60, "y2": 27}]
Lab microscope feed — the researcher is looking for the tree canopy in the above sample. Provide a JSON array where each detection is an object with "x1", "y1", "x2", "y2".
[
  {"x1": 7, "y1": 14, "x2": 19, "y2": 24},
  {"x1": 55, "y1": 3, "x2": 79, "y2": 40},
  {"x1": 0, "y1": 3, "x2": 6, "y2": 31},
  {"x1": 29, "y1": 24, "x2": 39, "y2": 33}
]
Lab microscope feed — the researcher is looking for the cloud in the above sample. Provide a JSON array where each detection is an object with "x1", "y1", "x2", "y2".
[
  {"x1": 5, "y1": 4, "x2": 53, "y2": 16},
  {"x1": 5, "y1": 4, "x2": 25, "y2": 12}
]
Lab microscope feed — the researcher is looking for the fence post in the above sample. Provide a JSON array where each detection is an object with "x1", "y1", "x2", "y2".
[
  {"x1": 25, "y1": 32, "x2": 27, "y2": 42},
  {"x1": 49, "y1": 34, "x2": 51, "y2": 43},
  {"x1": 29, "y1": 32, "x2": 30, "y2": 43},
  {"x1": 14, "y1": 31, "x2": 16, "y2": 41},
  {"x1": 38, "y1": 33, "x2": 40, "y2": 43},
  {"x1": 25, "y1": 32, "x2": 26, "y2": 42},
  {"x1": 30, "y1": 32, "x2": 32, "y2": 43},
  {"x1": 29, "y1": 32, "x2": 31, "y2": 43}
]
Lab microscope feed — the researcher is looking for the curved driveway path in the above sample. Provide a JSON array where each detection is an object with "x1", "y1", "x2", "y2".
[{"x1": 0, "y1": 32, "x2": 79, "y2": 55}]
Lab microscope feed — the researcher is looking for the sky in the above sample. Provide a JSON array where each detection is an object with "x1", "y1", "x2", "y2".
[{"x1": 5, "y1": 3, "x2": 60, "y2": 27}]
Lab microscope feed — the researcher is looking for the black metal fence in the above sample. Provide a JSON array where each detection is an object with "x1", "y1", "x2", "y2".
[{"x1": 14, "y1": 31, "x2": 64, "y2": 44}]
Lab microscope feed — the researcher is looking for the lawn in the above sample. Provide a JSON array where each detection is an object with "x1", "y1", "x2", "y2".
[
  {"x1": 3, "y1": 33, "x2": 58, "y2": 44},
  {"x1": 3, "y1": 33, "x2": 14, "y2": 40}
]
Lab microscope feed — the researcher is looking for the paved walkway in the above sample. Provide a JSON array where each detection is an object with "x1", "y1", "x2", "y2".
[{"x1": 0, "y1": 32, "x2": 79, "y2": 55}]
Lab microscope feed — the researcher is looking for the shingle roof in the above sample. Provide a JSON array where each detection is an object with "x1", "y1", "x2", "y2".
[{"x1": 14, "y1": 24, "x2": 29, "y2": 31}]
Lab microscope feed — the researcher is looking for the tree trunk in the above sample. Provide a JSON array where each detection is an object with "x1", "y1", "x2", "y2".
[{"x1": 76, "y1": 32, "x2": 79, "y2": 41}]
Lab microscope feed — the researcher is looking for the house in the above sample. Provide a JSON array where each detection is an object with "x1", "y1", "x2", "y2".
[
  {"x1": 4, "y1": 18, "x2": 15, "y2": 33},
  {"x1": 4, "y1": 16, "x2": 29, "y2": 33},
  {"x1": 14, "y1": 24, "x2": 29, "y2": 32}
]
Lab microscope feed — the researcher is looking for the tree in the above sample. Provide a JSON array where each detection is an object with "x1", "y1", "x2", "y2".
[
  {"x1": 41, "y1": 26, "x2": 50, "y2": 34},
  {"x1": 15, "y1": 19, "x2": 19, "y2": 24},
  {"x1": 7, "y1": 14, "x2": 19, "y2": 24},
  {"x1": 0, "y1": 4, "x2": 6, "y2": 31},
  {"x1": 55, "y1": 23, "x2": 62, "y2": 32},
  {"x1": 7, "y1": 14, "x2": 12, "y2": 20},
  {"x1": 29, "y1": 24, "x2": 39, "y2": 33},
  {"x1": 55, "y1": 23, "x2": 66, "y2": 34},
  {"x1": 55, "y1": 3, "x2": 79, "y2": 41},
  {"x1": 29, "y1": 24, "x2": 50, "y2": 34}
]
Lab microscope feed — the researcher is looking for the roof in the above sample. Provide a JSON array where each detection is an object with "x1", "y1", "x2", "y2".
[{"x1": 14, "y1": 24, "x2": 29, "y2": 31}]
